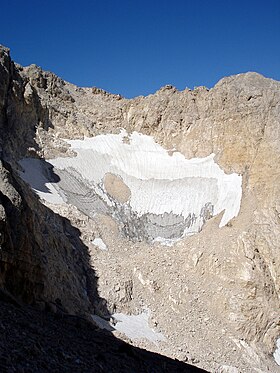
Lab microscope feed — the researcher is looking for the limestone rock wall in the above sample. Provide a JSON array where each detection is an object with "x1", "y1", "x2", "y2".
[{"x1": 0, "y1": 47, "x2": 106, "y2": 315}]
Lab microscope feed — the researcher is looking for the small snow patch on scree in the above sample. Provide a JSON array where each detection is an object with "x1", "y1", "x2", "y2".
[
  {"x1": 274, "y1": 338, "x2": 280, "y2": 365},
  {"x1": 91, "y1": 310, "x2": 165, "y2": 343},
  {"x1": 111, "y1": 310, "x2": 166, "y2": 343},
  {"x1": 91, "y1": 238, "x2": 107, "y2": 251}
]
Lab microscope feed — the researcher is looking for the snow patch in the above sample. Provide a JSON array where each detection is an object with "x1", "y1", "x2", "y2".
[
  {"x1": 91, "y1": 315, "x2": 113, "y2": 331},
  {"x1": 274, "y1": 337, "x2": 280, "y2": 365},
  {"x1": 111, "y1": 310, "x2": 166, "y2": 343},
  {"x1": 19, "y1": 158, "x2": 65, "y2": 205},
  {"x1": 91, "y1": 237, "x2": 108, "y2": 251},
  {"x1": 91, "y1": 310, "x2": 165, "y2": 343},
  {"x1": 153, "y1": 236, "x2": 182, "y2": 247}
]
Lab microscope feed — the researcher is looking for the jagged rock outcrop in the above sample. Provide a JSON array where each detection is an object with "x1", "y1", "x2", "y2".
[{"x1": 0, "y1": 45, "x2": 280, "y2": 372}]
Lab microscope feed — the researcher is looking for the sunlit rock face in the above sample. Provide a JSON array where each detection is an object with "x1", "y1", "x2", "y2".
[{"x1": 20, "y1": 130, "x2": 242, "y2": 244}]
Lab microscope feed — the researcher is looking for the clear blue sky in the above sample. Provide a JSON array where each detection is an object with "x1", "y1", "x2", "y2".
[{"x1": 1, "y1": 0, "x2": 279, "y2": 98}]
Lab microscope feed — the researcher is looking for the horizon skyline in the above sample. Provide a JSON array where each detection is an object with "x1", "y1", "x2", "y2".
[{"x1": 2, "y1": 46, "x2": 277, "y2": 99}]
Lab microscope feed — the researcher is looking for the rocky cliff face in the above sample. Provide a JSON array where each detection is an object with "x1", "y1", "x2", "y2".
[
  {"x1": 0, "y1": 46, "x2": 108, "y2": 316},
  {"x1": 0, "y1": 45, "x2": 279, "y2": 372}
]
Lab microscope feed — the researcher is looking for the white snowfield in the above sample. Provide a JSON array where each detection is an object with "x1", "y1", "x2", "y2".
[
  {"x1": 50, "y1": 130, "x2": 242, "y2": 229},
  {"x1": 19, "y1": 158, "x2": 65, "y2": 205},
  {"x1": 19, "y1": 130, "x2": 242, "y2": 243}
]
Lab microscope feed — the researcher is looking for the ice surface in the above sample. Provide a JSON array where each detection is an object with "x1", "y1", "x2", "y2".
[
  {"x1": 19, "y1": 130, "x2": 243, "y2": 242},
  {"x1": 50, "y1": 130, "x2": 242, "y2": 228}
]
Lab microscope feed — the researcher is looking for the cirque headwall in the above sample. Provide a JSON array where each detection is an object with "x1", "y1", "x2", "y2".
[{"x1": 0, "y1": 45, "x2": 280, "y2": 372}]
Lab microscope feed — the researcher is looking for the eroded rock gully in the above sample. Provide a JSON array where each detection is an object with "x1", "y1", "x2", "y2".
[{"x1": 0, "y1": 44, "x2": 280, "y2": 372}]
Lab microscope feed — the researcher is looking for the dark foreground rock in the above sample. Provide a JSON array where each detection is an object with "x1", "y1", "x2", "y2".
[{"x1": 0, "y1": 295, "x2": 207, "y2": 373}]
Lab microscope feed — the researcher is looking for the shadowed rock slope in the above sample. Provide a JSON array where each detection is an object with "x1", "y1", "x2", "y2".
[{"x1": 0, "y1": 294, "x2": 206, "y2": 373}]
